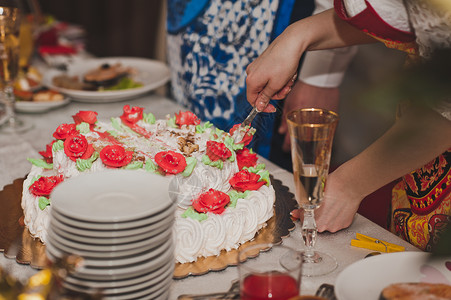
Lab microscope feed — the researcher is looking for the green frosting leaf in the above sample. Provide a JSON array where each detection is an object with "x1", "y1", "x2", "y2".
[
  {"x1": 201, "y1": 155, "x2": 223, "y2": 169},
  {"x1": 143, "y1": 112, "x2": 156, "y2": 124},
  {"x1": 228, "y1": 190, "x2": 250, "y2": 208},
  {"x1": 222, "y1": 136, "x2": 238, "y2": 162},
  {"x1": 76, "y1": 152, "x2": 99, "y2": 172},
  {"x1": 30, "y1": 175, "x2": 41, "y2": 186},
  {"x1": 111, "y1": 117, "x2": 135, "y2": 135},
  {"x1": 52, "y1": 140, "x2": 64, "y2": 151},
  {"x1": 182, "y1": 156, "x2": 197, "y2": 177},
  {"x1": 111, "y1": 117, "x2": 123, "y2": 132},
  {"x1": 38, "y1": 197, "x2": 50, "y2": 210},
  {"x1": 167, "y1": 116, "x2": 177, "y2": 128},
  {"x1": 125, "y1": 161, "x2": 143, "y2": 170},
  {"x1": 107, "y1": 130, "x2": 119, "y2": 137},
  {"x1": 244, "y1": 163, "x2": 266, "y2": 173},
  {"x1": 181, "y1": 206, "x2": 208, "y2": 222},
  {"x1": 145, "y1": 159, "x2": 159, "y2": 173},
  {"x1": 195, "y1": 121, "x2": 213, "y2": 133},
  {"x1": 76, "y1": 122, "x2": 90, "y2": 134},
  {"x1": 257, "y1": 170, "x2": 270, "y2": 186},
  {"x1": 210, "y1": 128, "x2": 226, "y2": 141},
  {"x1": 27, "y1": 158, "x2": 53, "y2": 170},
  {"x1": 244, "y1": 164, "x2": 269, "y2": 185},
  {"x1": 224, "y1": 135, "x2": 244, "y2": 152}
]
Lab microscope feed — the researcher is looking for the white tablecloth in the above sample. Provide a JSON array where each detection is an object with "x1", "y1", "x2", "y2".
[{"x1": 0, "y1": 93, "x2": 420, "y2": 298}]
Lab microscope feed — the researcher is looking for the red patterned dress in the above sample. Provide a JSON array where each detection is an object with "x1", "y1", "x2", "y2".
[
  {"x1": 335, "y1": 0, "x2": 451, "y2": 250},
  {"x1": 392, "y1": 150, "x2": 451, "y2": 251}
]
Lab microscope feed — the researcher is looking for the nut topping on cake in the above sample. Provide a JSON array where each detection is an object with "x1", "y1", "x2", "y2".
[{"x1": 177, "y1": 136, "x2": 199, "y2": 156}]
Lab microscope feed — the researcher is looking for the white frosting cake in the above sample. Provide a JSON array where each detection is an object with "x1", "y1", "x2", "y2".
[{"x1": 21, "y1": 105, "x2": 275, "y2": 264}]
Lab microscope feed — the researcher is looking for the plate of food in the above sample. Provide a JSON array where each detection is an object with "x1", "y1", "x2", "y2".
[
  {"x1": 15, "y1": 90, "x2": 70, "y2": 113},
  {"x1": 42, "y1": 57, "x2": 171, "y2": 102},
  {"x1": 13, "y1": 67, "x2": 70, "y2": 113},
  {"x1": 335, "y1": 251, "x2": 451, "y2": 300}
]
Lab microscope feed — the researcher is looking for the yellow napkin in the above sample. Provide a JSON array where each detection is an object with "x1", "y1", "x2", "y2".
[{"x1": 351, "y1": 233, "x2": 405, "y2": 253}]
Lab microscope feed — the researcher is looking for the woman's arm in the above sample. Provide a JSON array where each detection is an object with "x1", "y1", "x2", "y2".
[
  {"x1": 315, "y1": 105, "x2": 451, "y2": 232},
  {"x1": 245, "y1": 8, "x2": 375, "y2": 112}
]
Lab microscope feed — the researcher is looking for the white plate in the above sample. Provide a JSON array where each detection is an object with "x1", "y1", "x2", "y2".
[
  {"x1": 50, "y1": 170, "x2": 173, "y2": 223},
  {"x1": 46, "y1": 235, "x2": 172, "y2": 268},
  {"x1": 63, "y1": 272, "x2": 173, "y2": 300},
  {"x1": 50, "y1": 219, "x2": 171, "y2": 245},
  {"x1": 47, "y1": 224, "x2": 172, "y2": 253},
  {"x1": 51, "y1": 201, "x2": 174, "y2": 230},
  {"x1": 50, "y1": 218, "x2": 173, "y2": 242},
  {"x1": 15, "y1": 97, "x2": 70, "y2": 113},
  {"x1": 42, "y1": 57, "x2": 170, "y2": 102},
  {"x1": 64, "y1": 257, "x2": 174, "y2": 289},
  {"x1": 335, "y1": 251, "x2": 451, "y2": 300},
  {"x1": 68, "y1": 245, "x2": 174, "y2": 280},
  {"x1": 62, "y1": 262, "x2": 174, "y2": 295}
]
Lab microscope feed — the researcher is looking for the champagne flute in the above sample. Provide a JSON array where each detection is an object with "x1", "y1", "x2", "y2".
[
  {"x1": 0, "y1": 0, "x2": 31, "y2": 133},
  {"x1": 286, "y1": 108, "x2": 339, "y2": 277}
]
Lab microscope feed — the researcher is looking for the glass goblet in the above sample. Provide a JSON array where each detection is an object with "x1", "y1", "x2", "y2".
[
  {"x1": 0, "y1": 0, "x2": 31, "y2": 133},
  {"x1": 286, "y1": 108, "x2": 339, "y2": 277}
]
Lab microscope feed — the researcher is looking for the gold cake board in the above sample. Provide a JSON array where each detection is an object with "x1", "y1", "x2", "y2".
[{"x1": 0, "y1": 176, "x2": 296, "y2": 278}]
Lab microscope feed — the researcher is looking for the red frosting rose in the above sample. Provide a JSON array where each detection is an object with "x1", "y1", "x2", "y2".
[
  {"x1": 229, "y1": 169, "x2": 265, "y2": 192},
  {"x1": 192, "y1": 188, "x2": 230, "y2": 214},
  {"x1": 236, "y1": 148, "x2": 258, "y2": 170},
  {"x1": 39, "y1": 141, "x2": 56, "y2": 164},
  {"x1": 99, "y1": 145, "x2": 134, "y2": 168},
  {"x1": 229, "y1": 124, "x2": 253, "y2": 146},
  {"x1": 29, "y1": 175, "x2": 64, "y2": 197},
  {"x1": 120, "y1": 105, "x2": 144, "y2": 124},
  {"x1": 64, "y1": 134, "x2": 95, "y2": 161},
  {"x1": 175, "y1": 111, "x2": 200, "y2": 127},
  {"x1": 53, "y1": 123, "x2": 77, "y2": 140},
  {"x1": 206, "y1": 140, "x2": 232, "y2": 161},
  {"x1": 154, "y1": 151, "x2": 187, "y2": 175},
  {"x1": 72, "y1": 111, "x2": 98, "y2": 125}
]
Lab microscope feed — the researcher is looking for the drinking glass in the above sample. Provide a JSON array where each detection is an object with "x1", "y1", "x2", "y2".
[
  {"x1": 0, "y1": 0, "x2": 30, "y2": 133},
  {"x1": 238, "y1": 243, "x2": 303, "y2": 300},
  {"x1": 286, "y1": 108, "x2": 339, "y2": 277}
]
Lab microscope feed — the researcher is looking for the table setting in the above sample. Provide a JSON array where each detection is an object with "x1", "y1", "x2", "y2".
[{"x1": 1, "y1": 1, "x2": 449, "y2": 299}]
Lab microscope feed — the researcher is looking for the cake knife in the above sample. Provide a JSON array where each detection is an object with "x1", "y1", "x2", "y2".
[
  {"x1": 241, "y1": 106, "x2": 259, "y2": 128},
  {"x1": 233, "y1": 106, "x2": 259, "y2": 143}
]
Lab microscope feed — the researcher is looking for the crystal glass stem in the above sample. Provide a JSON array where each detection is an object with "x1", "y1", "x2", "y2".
[{"x1": 301, "y1": 209, "x2": 317, "y2": 261}]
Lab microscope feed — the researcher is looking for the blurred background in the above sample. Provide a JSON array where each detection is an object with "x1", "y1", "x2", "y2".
[
  {"x1": 37, "y1": 0, "x2": 406, "y2": 163},
  {"x1": 36, "y1": 0, "x2": 407, "y2": 227}
]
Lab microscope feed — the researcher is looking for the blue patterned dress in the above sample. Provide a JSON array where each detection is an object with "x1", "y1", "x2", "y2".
[{"x1": 166, "y1": 0, "x2": 297, "y2": 158}]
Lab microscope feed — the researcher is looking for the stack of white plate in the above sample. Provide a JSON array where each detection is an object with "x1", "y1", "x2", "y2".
[{"x1": 46, "y1": 170, "x2": 175, "y2": 300}]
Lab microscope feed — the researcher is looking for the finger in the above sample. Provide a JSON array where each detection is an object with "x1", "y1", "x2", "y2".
[
  {"x1": 272, "y1": 73, "x2": 297, "y2": 99},
  {"x1": 255, "y1": 91, "x2": 273, "y2": 112},
  {"x1": 272, "y1": 85, "x2": 292, "y2": 100},
  {"x1": 245, "y1": 68, "x2": 269, "y2": 107},
  {"x1": 290, "y1": 208, "x2": 302, "y2": 220}
]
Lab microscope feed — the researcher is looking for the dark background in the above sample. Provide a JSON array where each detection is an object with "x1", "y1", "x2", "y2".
[{"x1": 38, "y1": 0, "x2": 164, "y2": 59}]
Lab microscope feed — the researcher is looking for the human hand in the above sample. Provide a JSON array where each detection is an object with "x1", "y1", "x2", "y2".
[
  {"x1": 291, "y1": 168, "x2": 363, "y2": 232},
  {"x1": 278, "y1": 80, "x2": 340, "y2": 152},
  {"x1": 245, "y1": 25, "x2": 305, "y2": 112}
]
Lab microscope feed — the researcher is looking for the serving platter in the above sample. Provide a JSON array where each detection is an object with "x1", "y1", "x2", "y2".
[
  {"x1": 42, "y1": 57, "x2": 171, "y2": 103},
  {"x1": 0, "y1": 176, "x2": 297, "y2": 278}
]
